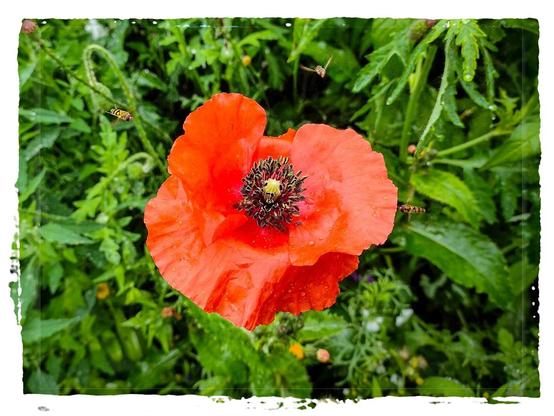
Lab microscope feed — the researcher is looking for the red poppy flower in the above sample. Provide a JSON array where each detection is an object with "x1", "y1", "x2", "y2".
[{"x1": 144, "y1": 93, "x2": 397, "y2": 330}]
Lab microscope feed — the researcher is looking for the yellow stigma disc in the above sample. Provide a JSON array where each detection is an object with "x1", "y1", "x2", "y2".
[{"x1": 263, "y1": 178, "x2": 281, "y2": 199}]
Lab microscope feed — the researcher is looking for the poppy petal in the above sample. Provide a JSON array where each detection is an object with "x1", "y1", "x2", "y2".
[
  {"x1": 145, "y1": 175, "x2": 224, "y2": 307},
  {"x1": 289, "y1": 124, "x2": 398, "y2": 266},
  {"x1": 168, "y1": 93, "x2": 266, "y2": 212},
  {"x1": 250, "y1": 253, "x2": 359, "y2": 328},
  {"x1": 196, "y1": 239, "x2": 357, "y2": 330},
  {"x1": 144, "y1": 175, "x2": 203, "y2": 279},
  {"x1": 253, "y1": 128, "x2": 296, "y2": 161}
]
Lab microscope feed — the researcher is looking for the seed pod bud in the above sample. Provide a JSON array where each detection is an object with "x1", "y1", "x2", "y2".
[
  {"x1": 425, "y1": 19, "x2": 438, "y2": 28},
  {"x1": 316, "y1": 348, "x2": 331, "y2": 363},
  {"x1": 408, "y1": 20, "x2": 430, "y2": 43},
  {"x1": 161, "y1": 307, "x2": 174, "y2": 318},
  {"x1": 21, "y1": 19, "x2": 38, "y2": 34}
]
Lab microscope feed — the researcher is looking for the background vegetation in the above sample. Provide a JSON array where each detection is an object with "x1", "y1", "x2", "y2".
[{"x1": 15, "y1": 18, "x2": 540, "y2": 399}]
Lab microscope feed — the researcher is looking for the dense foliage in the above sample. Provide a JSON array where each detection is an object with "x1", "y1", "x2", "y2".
[{"x1": 15, "y1": 18, "x2": 540, "y2": 399}]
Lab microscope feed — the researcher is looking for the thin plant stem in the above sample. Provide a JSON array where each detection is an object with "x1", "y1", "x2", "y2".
[
  {"x1": 399, "y1": 46, "x2": 437, "y2": 163},
  {"x1": 436, "y1": 128, "x2": 509, "y2": 157},
  {"x1": 34, "y1": 35, "x2": 171, "y2": 161},
  {"x1": 170, "y1": 24, "x2": 208, "y2": 97},
  {"x1": 83, "y1": 45, "x2": 165, "y2": 172},
  {"x1": 431, "y1": 158, "x2": 475, "y2": 168}
]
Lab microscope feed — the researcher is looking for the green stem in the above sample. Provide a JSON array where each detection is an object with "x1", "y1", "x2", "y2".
[
  {"x1": 431, "y1": 158, "x2": 474, "y2": 168},
  {"x1": 436, "y1": 129, "x2": 509, "y2": 157},
  {"x1": 83, "y1": 45, "x2": 165, "y2": 172},
  {"x1": 20, "y1": 209, "x2": 70, "y2": 221},
  {"x1": 171, "y1": 25, "x2": 208, "y2": 97},
  {"x1": 35, "y1": 35, "x2": 172, "y2": 158},
  {"x1": 35, "y1": 36, "x2": 126, "y2": 110},
  {"x1": 399, "y1": 46, "x2": 437, "y2": 163},
  {"x1": 378, "y1": 247, "x2": 404, "y2": 253},
  {"x1": 292, "y1": 59, "x2": 299, "y2": 103},
  {"x1": 74, "y1": 153, "x2": 153, "y2": 220},
  {"x1": 97, "y1": 152, "x2": 153, "y2": 193}
]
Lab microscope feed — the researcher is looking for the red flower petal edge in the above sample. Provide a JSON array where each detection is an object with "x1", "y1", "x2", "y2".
[{"x1": 145, "y1": 93, "x2": 398, "y2": 330}]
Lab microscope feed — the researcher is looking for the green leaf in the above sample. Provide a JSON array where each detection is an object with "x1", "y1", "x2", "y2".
[
  {"x1": 22, "y1": 317, "x2": 80, "y2": 344},
  {"x1": 482, "y1": 47, "x2": 498, "y2": 102},
  {"x1": 497, "y1": 171, "x2": 519, "y2": 221},
  {"x1": 418, "y1": 377, "x2": 474, "y2": 396},
  {"x1": 69, "y1": 118, "x2": 92, "y2": 133},
  {"x1": 302, "y1": 41, "x2": 359, "y2": 84},
  {"x1": 89, "y1": 339, "x2": 115, "y2": 375},
  {"x1": 371, "y1": 18, "x2": 413, "y2": 49},
  {"x1": 372, "y1": 377, "x2": 383, "y2": 397},
  {"x1": 454, "y1": 20, "x2": 485, "y2": 82},
  {"x1": 57, "y1": 219, "x2": 105, "y2": 234},
  {"x1": 443, "y1": 83, "x2": 464, "y2": 128},
  {"x1": 297, "y1": 311, "x2": 346, "y2": 342},
  {"x1": 497, "y1": 328, "x2": 514, "y2": 352},
  {"x1": 411, "y1": 169, "x2": 482, "y2": 226},
  {"x1": 16, "y1": 153, "x2": 27, "y2": 191},
  {"x1": 100, "y1": 236, "x2": 121, "y2": 264},
  {"x1": 263, "y1": 352, "x2": 312, "y2": 398},
  {"x1": 387, "y1": 20, "x2": 448, "y2": 105},
  {"x1": 265, "y1": 51, "x2": 285, "y2": 90},
  {"x1": 464, "y1": 169, "x2": 497, "y2": 224},
  {"x1": 40, "y1": 223, "x2": 93, "y2": 245},
  {"x1": 399, "y1": 220, "x2": 511, "y2": 307},
  {"x1": 288, "y1": 19, "x2": 326, "y2": 63},
  {"x1": 136, "y1": 70, "x2": 167, "y2": 91},
  {"x1": 27, "y1": 370, "x2": 59, "y2": 394},
  {"x1": 501, "y1": 19, "x2": 539, "y2": 35},
  {"x1": 24, "y1": 128, "x2": 61, "y2": 161},
  {"x1": 415, "y1": 29, "x2": 456, "y2": 154},
  {"x1": 19, "y1": 108, "x2": 72, "y2": 124},
  {"x1": 19, "y1": 259, "x2": 38, "y2": 323},
  {"x1": 47, "y1": 262, "x2": 64, "y2": 294},
  {"x1": 238, "y1": 30, "x2": 279, "y2": 48},
  {"x1": 19, "y1": 168, "x2": 46, "y2": 204},
  {"x1": 508, "y1": 256, "x2": 538, "y2": 297},
  {"x1": 19, "y1": 60, "x2": 37, "y2": 89},
  {"x1": 459, "y1": 78, "x2": 495, "y2": 110},
  {"x1": 482, "y1": 119, "x2": 540, "y2": 169},
  {"x1": 352, "y1": 35, "x2": 408, "y2": 92}
]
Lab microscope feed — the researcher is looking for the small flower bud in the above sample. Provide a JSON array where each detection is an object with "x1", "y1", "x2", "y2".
[
  {"x1": 161, "y1": 307, "x2": 174, "y2": 318},
  {"x1": 96, "y1": 283, "x2": 110, "y2": 300},
  {"x1": 21, "y1": 19, "x2": 38, "y2": 34},
  {"x1": 316, "y1": 348, "x2": 330, "y2": 363},
  {"x1": 398, "y1": 346, "x2": 410, "y2": 360},
  {"x1": 407, "y1": 144, "x2": 417, "y2": 154},
  {"x1": 242, "y1": 55, "x2": 252, "y2": 66},
  {"x1": 289, "y1": 343, "x2": 304, "y2": 360},
  {"x1": 425, "y1": 19, "x2": 438, "y2": 28}
]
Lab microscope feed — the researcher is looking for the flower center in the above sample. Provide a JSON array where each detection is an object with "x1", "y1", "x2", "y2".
[{"x1": 236, "y1": 156, "x2": 306, "y2": 231}]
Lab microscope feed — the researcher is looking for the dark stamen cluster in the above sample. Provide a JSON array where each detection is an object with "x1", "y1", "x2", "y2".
[{"x1": 236, "y1": 156, "x2": 307, "y2": 231}]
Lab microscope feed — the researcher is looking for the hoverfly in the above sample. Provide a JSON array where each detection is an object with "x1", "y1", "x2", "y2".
[
  {"x1": 398, "y1": 204, "x2": 426, "y2": 214},
  {"x1": 300, "y1": 56, "x2": 333, "y2": 78},
  {"x1": 106, "y1": 107, "x2": 133, "y2": 121}
]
